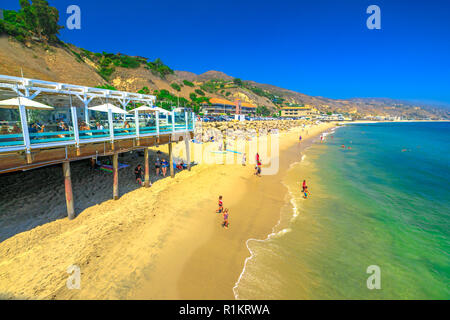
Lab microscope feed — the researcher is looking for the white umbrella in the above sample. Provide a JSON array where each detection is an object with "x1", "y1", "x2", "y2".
[
  {"x1": 152, "y1": 107, "x2": 170, "y2": 113},
  {"x1": 129, "y1": 105, "x2": 154, "y2": 113},
  {"x1": 89, "y1": 103, "x2": 128, "y2": 114},
  {"x1": 0, "y1": 97, "x2": 54, "y2": 110}
]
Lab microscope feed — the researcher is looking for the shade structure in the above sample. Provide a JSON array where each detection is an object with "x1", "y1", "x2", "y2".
[
  {"x1": 0, "y1": 97, "x2": 54, "y2": 110},
  {"x1": 172, "y1": 107, "x2": 185, "y2": 112},
  {"x1": 129, "y1": 105, "x2": 154, "y2": 113},
  {"x1": 89, "y1": 103, "x2": 128, "y2": 114}
]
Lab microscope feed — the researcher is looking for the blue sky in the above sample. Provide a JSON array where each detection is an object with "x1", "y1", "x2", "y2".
[{"x1": 4, "y1": 0, "x2": 450, "y2": 104}]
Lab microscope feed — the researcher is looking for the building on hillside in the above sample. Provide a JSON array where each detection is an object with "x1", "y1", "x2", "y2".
[
  {"x1": 280, "y1": 106, "x2": 313, "y2": 118},
  {"x1": 201, "y1": 98, "x2": 256, "y2": 115}
]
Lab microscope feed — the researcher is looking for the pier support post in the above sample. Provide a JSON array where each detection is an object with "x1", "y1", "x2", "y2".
[
  {"x1": 185, "y1": 135, "x2": 191, "y2": 171},
  {"x1": 144, "y1": 148, "x2": 150, "y2": 187},
  {"x1": 169, "y1": 142, "x2": 174, "y2": 178},
  {"x1": 63, "y1": 162, "x2": 75, "y2": 220},
  {"x1": 113, "y1": 152, "x2": 119, "y2": 200}
]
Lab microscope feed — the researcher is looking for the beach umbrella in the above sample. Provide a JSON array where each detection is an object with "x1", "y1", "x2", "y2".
[
  {"x1": 0, "y1": 97, "x2": 54, "y2": 110},
  {"x1": 89, "y1": 103, "x2": 128, "y2": 114},
  {"x1": 128, "y1": 105, "x2": 154, "y2": 113}
]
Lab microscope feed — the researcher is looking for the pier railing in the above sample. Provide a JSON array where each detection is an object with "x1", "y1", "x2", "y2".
[{"x1": 0, "y1": 74, "x2": 195, "y2": 153}]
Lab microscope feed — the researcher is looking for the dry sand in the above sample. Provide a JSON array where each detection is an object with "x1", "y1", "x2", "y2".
[{"x1": 0, "y1": 122, "x2": 335, "y2": 299}]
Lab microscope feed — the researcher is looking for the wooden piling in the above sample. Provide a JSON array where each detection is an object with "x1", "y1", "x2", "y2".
[
  {"x1": 63, "y1": 161, "x2": 75, "y2": 220},
  {"x1": 144, "y1": 148, "x2": 150, "y2": 187},
  {"x1": 169, "y1": 142, "x2": 174, "y2": 178},
  {"x1": 113, "y1": 153, "x2": 119, "y2": 200},
  {"x1": 185, "y1": 136, "x2": 191, "y2": 171}
]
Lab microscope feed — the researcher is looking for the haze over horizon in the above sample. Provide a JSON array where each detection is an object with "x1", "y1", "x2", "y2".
[{"x1": 3, "y1": 0, "x2": 450, "y2": 105}]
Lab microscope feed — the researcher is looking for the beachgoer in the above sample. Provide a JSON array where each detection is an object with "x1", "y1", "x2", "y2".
[
  {"x1": 320, "y1": 136, "x2": 324, "y2": 143},
  {"x1": 255, "y1": 161, "x2": 262, "y2": 177},
  {"x1": 155, "y1": 157, "x2": 161, "y2": 176},
  {"x1": 256, "y1": 152, "x2": 260, "y2": 164},
  {"x1": 216, "y1": 195, "x2": 223, "y2": 214},
  {"x1": 161, "y1": 159, "x2": 168, "y2": 177},
  {"x1": 223, "y1": 208, "x2": 229, "y2": 229},
  {"x1": 242, "y1": 153, "x2": 247, "y2": 166},
  {"x1": 96, "y1": 122, "x2": 104, "y2": 130},
  {"x1": 303, "y1": 186, "x2": 310, "y2": 199},
  {"x1": 302, "y1": 180, "x2": 307, "y2": 192},
  {"x1": 123, "y1": 121, "x2": 131, "y2": 133},
  {"x1": 134, "y1": 164, "x2": 144, "y2": 185},
  {"x1": 299, "y1": 135, "x2": 302, "y2": 142}
]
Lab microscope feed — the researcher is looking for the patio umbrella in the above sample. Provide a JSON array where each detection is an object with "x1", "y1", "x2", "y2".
[
  {"x1": 152, "y1": 107, "x2": 170, "y2": 113},
  {"x1": 129, "y1": 105, "x2": 154, "y2": 113},
  {"x1": 89, "y1": 103, "x2": 128, "y2": 114},
  {"x1": 0, "y1": 97, "x2": 54, "y2": 110}
]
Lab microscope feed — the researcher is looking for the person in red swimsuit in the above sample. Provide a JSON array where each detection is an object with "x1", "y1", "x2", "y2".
[{"x1": 216, "y1": 195, "x2": 223, "y2": 213}]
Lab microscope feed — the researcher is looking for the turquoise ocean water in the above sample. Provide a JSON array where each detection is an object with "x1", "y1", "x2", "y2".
[{"x1": 234, "y1": 122, "x2": 449, "y2": 299}]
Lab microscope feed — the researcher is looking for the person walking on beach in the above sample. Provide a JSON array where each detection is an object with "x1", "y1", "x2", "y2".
[
  {"x1": 155, "y1": 156, "x2": 161, "y2": 176},
  {"x1": 134, "y1": 164, "x2": 144, "y2": 186},
  {"x1": 216, "y1": 196, "x2": 224, "y2": 214},
  {"x1": 303, "y1": 186, "x2": 310, "y2": 199},
  {"x1": 299, "y1": 135, "x2": 302, "y2": 142},
  {"x1": 320, "y1": 135, "x2": 324, "y2": 143},
  {"x1": 223, "y1": 208, "x2": 229, "y2": 229},
  {"x1": 301, "y1": 180, "x2": 307, "y2": 192},
  {"x1": 256, "y1": 152, "x2": 260, "y2": 164},
  {"x1": 242, "y1": 153, "x2": 247, "y2": 166},
  {"x1": 255, "y1": 160, "x2": 262, "y2": 177}
]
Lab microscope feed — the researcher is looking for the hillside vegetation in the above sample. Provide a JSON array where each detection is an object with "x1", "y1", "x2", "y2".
[{"x1": 0, "y1": 1, "x2": 448, "y2": 119}]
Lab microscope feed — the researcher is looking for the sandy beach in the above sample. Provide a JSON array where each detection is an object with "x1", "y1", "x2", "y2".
[{"x1": 0, "y1": 121, "x2": 335, "y2": 300}]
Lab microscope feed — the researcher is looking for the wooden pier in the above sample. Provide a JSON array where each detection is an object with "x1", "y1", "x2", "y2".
[{"x1": 0, "y1": 74, "x2": 195, "y2": 219}]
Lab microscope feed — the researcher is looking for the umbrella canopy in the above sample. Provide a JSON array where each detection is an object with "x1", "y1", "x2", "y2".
[
  {"x1": 0, "y1": 97, "x2": 54, "y2": 110},
  {"x1": 129, "y1": 105, "x2": 154, "y2": 113},
  {"x1": 152, "y1": 107, "x2": 170, "y2": 113},
  {"x1": 89, "y1": 103, "x2": 128, "y2": 114}
]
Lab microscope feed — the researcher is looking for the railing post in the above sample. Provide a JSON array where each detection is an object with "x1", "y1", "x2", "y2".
[
  {"x1": 172, "y1": 111, "x2": 175, "y2": 132},
  {"x1": 108, "y1": 108, "x2": 114, "y2": 143},
  {"x1": 134, "y1": 109, "x2": 140, "y2": 137},
  {"x1": 71, "y1": 106, "x2": 80, "y2": 150},
  {"x1": 84, "y1": 100, "x2": 89, "y2": 125},
  {"x1": 156, "y1": 111, "x2": 160, "y2": 136},
  {"x1": 185, "y1": 111, "x2": 188, "y2": 131},
  {"x1": 113, "y1": 152, "x2": 119, "y2": 200},
  {"x1": 18, "y1": 104, "x2": 32, "y2": 163}
]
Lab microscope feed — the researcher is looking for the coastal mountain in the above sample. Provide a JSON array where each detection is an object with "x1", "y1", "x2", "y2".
[{"x1": 0, "y1": 36, "x2": 448, "y2": 120}]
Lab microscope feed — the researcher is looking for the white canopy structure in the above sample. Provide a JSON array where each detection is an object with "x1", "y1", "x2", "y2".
[
  {"x1": 172, "y1": 107, "x2": 184, "y2": 112},
  {"x1": 89, "y1": 103, "x2": 128, "y2": 114},
  {"x1": 0, "y1": 97, "x2": 54, "y2": 110}
]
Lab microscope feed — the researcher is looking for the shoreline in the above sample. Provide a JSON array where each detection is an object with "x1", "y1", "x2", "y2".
[{"x1": 0, "y1": 122, "x2": 335, "y2": 300}]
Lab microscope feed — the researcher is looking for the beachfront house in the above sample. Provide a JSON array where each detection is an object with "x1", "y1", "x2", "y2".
[
  {"x1": 201, "y1": 98, "x2": 256, "y2": 116},
  {"x1": 280, "y1": 106, "x2": 314, "y2": 118}
]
